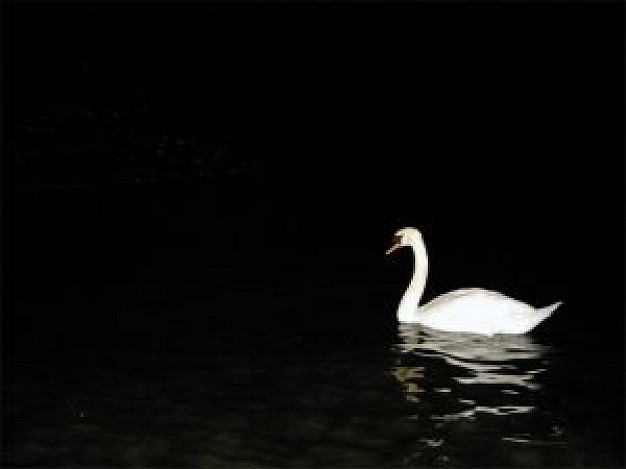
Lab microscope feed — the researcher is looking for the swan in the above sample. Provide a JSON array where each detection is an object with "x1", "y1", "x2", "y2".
[{"x1": 386, "y1": 227, "x2": 562, "y2": 335}]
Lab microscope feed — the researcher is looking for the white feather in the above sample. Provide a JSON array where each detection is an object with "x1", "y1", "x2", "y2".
[{"x1": 390, "y1": 227, "x2": 562, "y2": 335}]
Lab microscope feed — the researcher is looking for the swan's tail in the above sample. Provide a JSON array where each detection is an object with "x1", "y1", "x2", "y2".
[{"x1": 539, "y1": 301, "x2": 563, "y2": 317}]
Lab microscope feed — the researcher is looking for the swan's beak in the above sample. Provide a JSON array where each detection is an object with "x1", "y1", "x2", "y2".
[{"x1": 385, "y1": 235, "x2": 402, "y2": 256}]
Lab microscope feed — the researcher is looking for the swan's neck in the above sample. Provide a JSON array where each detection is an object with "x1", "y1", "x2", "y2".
[{"x1": 397, "y1": 241, "x2": 429, "y2": 322}]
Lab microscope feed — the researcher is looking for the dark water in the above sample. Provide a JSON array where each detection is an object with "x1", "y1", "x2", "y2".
[{"x1": 6, "y1": 300, "x2": 624, "y2": 467}]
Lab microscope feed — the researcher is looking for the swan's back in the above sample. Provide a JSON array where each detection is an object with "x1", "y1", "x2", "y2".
[{"x1": 414, "y1": 288, "x2": 559, "y2": 335}]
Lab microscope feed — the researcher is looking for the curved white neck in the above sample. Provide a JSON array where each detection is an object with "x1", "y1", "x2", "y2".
[{"x1": 397, "y1": 239, "x2": 429, "y2": 322}]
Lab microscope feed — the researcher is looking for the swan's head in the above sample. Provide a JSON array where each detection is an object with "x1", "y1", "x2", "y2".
[{"x1": 386, "y1": 227, "x2": 423, "y2": 255}]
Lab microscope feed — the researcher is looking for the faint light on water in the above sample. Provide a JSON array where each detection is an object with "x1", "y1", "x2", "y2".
[
  {"x1": 458, "y1": 398, "x2": 475, "y2": 405},
  {"x1": 502, "y1": 388, "x2": 521, "y2": 395},
  {"x1": 389, "y1": 365, "x2": 424, "y2": 402},
  {"x1": 502, "y1": 433, "x2": 567, "y2": 446},
  {"x1": 430, "y1": 405, "x2": 536, "y2": 422},
  {"x1": 419, "y1": 437, "x2": 445, "y2": 447}
]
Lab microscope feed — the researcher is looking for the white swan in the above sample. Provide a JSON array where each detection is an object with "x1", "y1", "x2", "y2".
[{"x1": 386, "y1": 227, "x2": 562, "y2": 335}]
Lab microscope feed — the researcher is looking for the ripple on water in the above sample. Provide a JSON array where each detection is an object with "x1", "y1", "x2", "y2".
[{"x1": 6, "y1": 322, "x2": 616, "y2": 467}]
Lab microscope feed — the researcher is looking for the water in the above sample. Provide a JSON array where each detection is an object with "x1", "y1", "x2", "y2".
[{"x1": 7, "y1": 292, "x2": 623, "y2": 467}]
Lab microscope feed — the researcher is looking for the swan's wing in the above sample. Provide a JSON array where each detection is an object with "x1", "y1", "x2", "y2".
[
  {"x1": 419, "y1": 289, "x2": 539, "y2": 334},
  {"x1": 424, "y1": 288, "x2": 524, "y2": 309}
]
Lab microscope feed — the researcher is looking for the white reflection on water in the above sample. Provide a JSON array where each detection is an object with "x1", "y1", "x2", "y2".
[
  {"x1": 390, "y1": 325, "x2": 570, "y2": 465},
  {"x1": 392, "y1": 323, "x2": 549, "y2": 395}
]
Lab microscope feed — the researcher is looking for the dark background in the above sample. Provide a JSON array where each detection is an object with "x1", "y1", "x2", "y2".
[{"x1": 3, "y1": 3, "x2": 623, "y2": 452}]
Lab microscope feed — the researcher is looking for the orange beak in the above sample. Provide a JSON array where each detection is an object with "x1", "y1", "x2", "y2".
[{"x1": 385, "y1": 235, "x2": 403, "y2": 256}]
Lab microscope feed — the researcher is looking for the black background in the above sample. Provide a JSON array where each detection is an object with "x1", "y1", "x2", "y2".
[
  {"x1": 4, "y1": 3, "x2": 623, "y2": 369},
  {"x1": 3, "y1": 3, "x2": 624, "y2": 464}
]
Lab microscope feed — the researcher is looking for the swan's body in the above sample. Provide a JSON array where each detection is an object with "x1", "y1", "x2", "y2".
[{"x1": 387, "y1": 227, "x2": 562, "y2": 335}]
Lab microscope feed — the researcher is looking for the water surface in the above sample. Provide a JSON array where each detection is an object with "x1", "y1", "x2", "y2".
[{"x1": 7, "y1": 297, "x2": 622, "y2": 467}]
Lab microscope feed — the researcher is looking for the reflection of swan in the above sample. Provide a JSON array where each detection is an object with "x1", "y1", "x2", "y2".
[
  {"x1": 394, "y1": 323, "x2": 548, "y2": 390},
  {"x1": 386, "y1": 227, "x2": 562, "y2": 335},
  {"x1": 391, "y1": 325, "x2": 565, "y2": 452}
]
